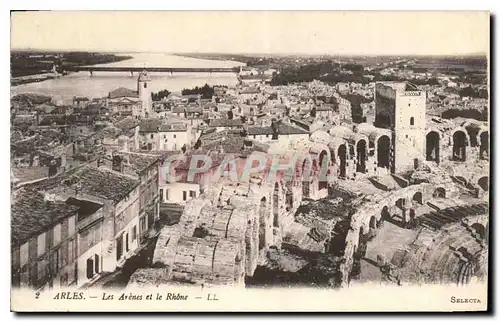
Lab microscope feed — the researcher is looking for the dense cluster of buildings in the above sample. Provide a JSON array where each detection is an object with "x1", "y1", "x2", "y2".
[{"x1": 11, "y1": 65, "x2": 489, "y2": 290}]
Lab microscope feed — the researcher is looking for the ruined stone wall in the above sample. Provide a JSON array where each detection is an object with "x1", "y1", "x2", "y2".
[{"x1": 339, "y1": 181, "x2": 461, "y2": 286}]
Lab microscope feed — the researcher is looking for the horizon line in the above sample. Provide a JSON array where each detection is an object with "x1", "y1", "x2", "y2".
[{"x1": 10, "y1": 48, "x2": 488, "y2": 58}]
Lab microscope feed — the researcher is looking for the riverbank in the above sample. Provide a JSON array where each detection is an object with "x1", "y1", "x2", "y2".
[{"x1": 11, "y1": 51, "x2": 134, "y2": 85}]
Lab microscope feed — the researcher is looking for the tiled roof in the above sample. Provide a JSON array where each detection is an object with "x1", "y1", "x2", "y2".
[
  {"x1": 139, "y1": 118, "x2": 162, "y2": 133},
  {"x1": 158, "y1": 123, "x2": 187, "y2": 132},
  {"x1": 66, "y1": 166, "x2": 140, "y2": 202},
  {"x1": 109, "y1": 87, "x2": 138, "y2": 99},
  {"x1": 208, "y1": 118, "x2": 242, "y2": 128},
  {"x1": 11, "y1": 189, "x2": 80, "y2": 247},
  {"x1": 118, "y1": 152, "x2": 162, "y2": 174}
]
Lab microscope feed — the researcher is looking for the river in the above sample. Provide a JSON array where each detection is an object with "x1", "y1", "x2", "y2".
[{"x1": 10, "y1": 53, "x2": 245, "y2": 104}]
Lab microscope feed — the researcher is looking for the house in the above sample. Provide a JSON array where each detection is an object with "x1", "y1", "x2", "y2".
[
  {"x1": 12, "y1": 165, "x2": 143, "y2": 288},
  {"x1": 246, "y1": 120, "x2": 309, "y2": 145},
  {"x1": 107, "y1": 87, "x2": 141, "y2": 117},
  {"x1": 11, "y1": 189, "x2": 79, "y2": 290},
  {"x1": 138, "y1": 119, "x2": 191, "y2": 151},
  {"x1": 207, "y1": 118, "x2": 243, "y2": 132}
]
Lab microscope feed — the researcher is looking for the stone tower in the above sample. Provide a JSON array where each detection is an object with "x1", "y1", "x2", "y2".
[
  {"x1": 137, "y1": 70, "x2": 152, "y2": 118},
  {"x1": 374, "y1": 82, "x2": 426, "y2": 173},
  {"x1": 393, "y1": 87, "x2": 426, "y2": 173}
]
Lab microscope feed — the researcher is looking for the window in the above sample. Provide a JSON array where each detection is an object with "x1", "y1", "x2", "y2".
[
  {"x1": 50, "y1": 249, "x2": 60, "y2": 276},
  {"x1": 183, "y1": 191, "x2": 187, "y2": 201},
  {"x1": 20, "y1": 267, "x2": 29, "y2": 286},
  {"x1": 20, "y1": 242, "x2": 29, "y2": 268},
  {"x1": 68, "y1": 216, "x2": 76, "y2": 236},
  {"x1": 94, "y1": 254, "x2": 100, "y2": 274},
  {"x1": 116, "y1": 235, "x2": 123, "y2": 261},
  {"x1": 140, "y1": 216, "x2": 147, "y2": 233},
  {"x1": 159, "y1": 189, "x2": 164, "y2": 202},
  {"x1": 37, "y1": 233, "x2": 46, "y2": 257},
  {"x1": 410, "y1": 117, "x2": 415, "y2": 126},
  {"x1": 68, "y1": 239, "x2": 76, "y2": 263},
  {"x1": 165, "y1": 189, "x2": 169, "y2": 201},
  {"x1": 60, "y1": 272, "x2": 68, "y2": 287},
  {"x1": 36, "y1": 260, "x2": 46, "y2": 282},
  {"x1": 86, "y1": 257, "x2": 94, "y2": 279},
  {"x1": 132, "y1": 226, "x2": 137, "y2": 241},
  {"x1": 189, "y1": 190, "x2": 196, "y2": 198},
  {"x1": 125, "y1": 233, "x2": 129, "y2": 252},
  {"x1": 144, "y1": 82, "x2": 147, "y2": 89},
  {"x1": 150, "y1": 134, "x2": 154, "y2": 139},
  {"x1": 53, "y1": 223, "x2": 62, "y2": 245},
  {"x1": 173, "y1": 134, "x2": 176, "y2": 138}
]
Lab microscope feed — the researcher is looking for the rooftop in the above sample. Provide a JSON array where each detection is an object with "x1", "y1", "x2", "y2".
[{"x1": 11, "y1": 189, "x2": 80, "y2": 247}]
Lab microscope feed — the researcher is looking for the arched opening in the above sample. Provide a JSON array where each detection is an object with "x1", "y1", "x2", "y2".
[
  {"x1": 286, "y1": 189, "x2": 293, "y2": 212},
  {"x1": 412, "y1": 192, "x2": 423, "y2": 205},
  {"x1": 356, "y1": 140, "x2": 367, "y2": 173},
  {"x1": 480, "y1": 131, "x2": 489, "y2": 160},
  {"x1": 433, "y1": 187, "x2": 446, "y2": 198},
  {"x1": 302, "y1": 180, "x2": 310, "y2": 199},
  {"x1": 377, "y1": 135, "x2": 390, "y2": 168},
  {"x1": 452, "y1": 130, "x2": 467, "y2": 161},
  {"x1": 396, "y1": 198, "x2": 407, "y2": 210},
  {"x1": 259, "y1": 197, "x2": 267, "y2": 250},
  {"x1": 319, "y1": 150, "x2": 328, "y2": 190},
  {"x1": 426, "y1": 131, "x2": 440, "y2": 163},
  {"x1": 381, "y1": 206, "x2": 390, "y2": 221},
  {"x1": 369, "y1": 216, "x2": 376, "y2": 230},
  {"x1": 465, "y1": 126, "x2": 479, "y2": 147},
  {"x1": 478, "y1": 176, "x2": 489, "y2": 191},
  {"x1": 273, "y1": 183, "x2": 279, "y2": 228},
  {"x1": 338, "y1": 144, "x2": 347, "y2": 178},
  {"x1": 471, "y1": 223, "x2": 486, "y2": 240}
]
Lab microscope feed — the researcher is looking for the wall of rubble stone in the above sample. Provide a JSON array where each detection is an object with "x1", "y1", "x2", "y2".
[{"x1": 339, "y1": 182, "x2": 461, "y2": 286}]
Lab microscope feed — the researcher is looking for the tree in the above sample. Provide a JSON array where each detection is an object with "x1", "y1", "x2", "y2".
[{"x1": 151, "y1": 89, "x2": 171, "y2": 101}]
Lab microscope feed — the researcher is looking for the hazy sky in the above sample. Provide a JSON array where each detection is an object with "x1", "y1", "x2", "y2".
[{"x1": 11, "y1": 11, "x2": 490, "y2": 55}]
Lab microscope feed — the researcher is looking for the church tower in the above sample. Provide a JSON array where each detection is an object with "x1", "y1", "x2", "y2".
[{"x1": 137, "y1": 70, "x2": 152, "y2": 118}]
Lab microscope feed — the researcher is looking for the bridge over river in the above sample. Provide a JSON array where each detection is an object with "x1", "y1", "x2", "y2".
[{"x1": 62, "y1": 65, "x2": 241, "y2": 76}]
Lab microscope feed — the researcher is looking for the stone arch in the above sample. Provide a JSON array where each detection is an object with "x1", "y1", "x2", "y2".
[
  {"x1": 412, "y1": 191, "x2": 423, "y2": 205},
  {"x1": 377, "y1": 135, "x2": 391, "y2": 168},
  {"x1": 452, "y1": 130, "x2": 467, "y2": 161},
  {"x1": 426, "y1": 131, "x2": 440, "y2": 163},
  {"x1": 479, "y1": 131, "x2": 489, "y2": 160},
  {"x1": 369, "y1": 216, "x2": 376, "y2": 230},
  {"x1": 478, "y1": 176, "x2": 489, "y2": 191},
  {"x1": 381, "y1": 205, "x2": 390, "y2": 220},
  {"x1": 273, "y1": 183, "x2": 279, "y2": 228},
  {"x1": 318, "y1": 149, "x2": 329, "y2": 190},
  {"x1": 301, "y1": 160, "x2": 311, "y2": 200},
  {"x1": 471, "y1": 223, "x2": 486, "y2": 240},
  {"x1": 258, "y1": 197, "x2": 267, "y2": 250},
  {"x1": 433, "y1": 187, "x2": 446, "y2": 198},
  {"x1": 285, "y1": 184, "x2": 293, "y2": 212},
  {"x1": 396, "y1": 197, "x2": 407, "y2": 210},
  {"x1": 356, "y1": 139, "x2": 367, "y2": 173},
  {"x1": 338, "y1": 144, "x2": 347, "y2": 178}
]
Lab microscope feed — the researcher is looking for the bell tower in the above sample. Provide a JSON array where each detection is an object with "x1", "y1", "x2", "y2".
[{"x1": 137, "y1": 70, "x2": 152, "y2": 118}]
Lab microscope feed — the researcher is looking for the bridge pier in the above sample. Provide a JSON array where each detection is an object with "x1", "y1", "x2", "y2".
[
  {"x1": 89, "y1": 71, "x2": 93, "y2": 77},
  {"x1": 130, "y1": 71, "x2": 134, "y2": 76}
]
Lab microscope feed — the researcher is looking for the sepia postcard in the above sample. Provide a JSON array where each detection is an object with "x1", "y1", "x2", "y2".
[{"x1": 10, "y1": 11, "x2": 490, "y2": 312}]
